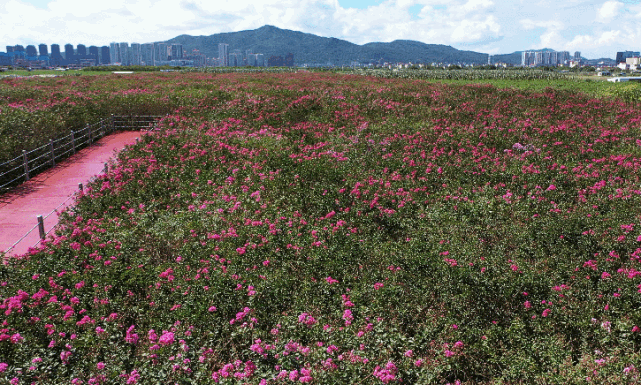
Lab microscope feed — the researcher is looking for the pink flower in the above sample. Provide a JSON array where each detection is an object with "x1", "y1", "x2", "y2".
[
  {"x1": 326, "y1": 345, "x2": 338, "y2": 354},
  {"x1": 542, "y1": 308, "x2": 551, "y2": 317},
  {"x1": 126, "y1": 369, "x2": 140, "y2": 384},
  {"x1": 97, "y1": 362, "x2": 105, "y2": 370},
  {"x1": 0, "y1": 363, "x2": 7, "y2": 372},
  {"x1": 159, "y1": 332, "x2": 175, "y2": 346},
  {"x1": 342, "y1": 309, "x2": 353, "y2": 326},
  {"x1": 125, "y1": 325, "x2": 139, "y2": 344},
  {"x1": 10, "y1": 333, "x2": 23, "y2": 344}
]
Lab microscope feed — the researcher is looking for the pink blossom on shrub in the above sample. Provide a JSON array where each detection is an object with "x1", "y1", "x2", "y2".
[{"x1": 159, "y1": 332, "x2": 175, "y2": 346}]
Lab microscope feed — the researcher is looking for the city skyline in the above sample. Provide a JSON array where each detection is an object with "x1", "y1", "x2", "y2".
[
  {"x1": 1, "y1": 41, "x2": 269, "y2": 68},
  {"x1": 1, "y1": 0, "x2": 640, "y2": 60}
]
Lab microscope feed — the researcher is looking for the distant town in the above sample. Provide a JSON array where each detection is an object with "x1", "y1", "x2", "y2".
[
  {"x1": 0, "y1": 41, "x2": 639, "y2": 70},
  {"x1": 0, "y1": 42, "x2": 284, "y2": 69}
]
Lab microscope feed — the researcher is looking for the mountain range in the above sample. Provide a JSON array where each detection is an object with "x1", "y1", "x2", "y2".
[
  {"x1": 163, "y1": 25, "x2": 613, "y2": 67},
  {"x1": 164, "y1": 25, "x2": 493, "y2": 66}
]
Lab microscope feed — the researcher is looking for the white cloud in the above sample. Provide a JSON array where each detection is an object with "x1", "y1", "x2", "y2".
[
  {"x1": 597, "y1": 0, "x2": 623, "y2": 22},
  {"x1": 0, "y1": 0, "x2": 637, "y2": 59}
]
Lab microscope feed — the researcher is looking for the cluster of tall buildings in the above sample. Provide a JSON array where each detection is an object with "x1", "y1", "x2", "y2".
[
  {"x1": 0, "y1": 41, "x2": 271, "y2": 68},
  {"x1": 521, "y1": 50, "x2": 579, "y2": 67},
  {"x1": 0, "y1": 43, "x2": 111, "y2": 67},
  {"x1": 216, "y1": 44, "x2": 266, "y2": 67}
]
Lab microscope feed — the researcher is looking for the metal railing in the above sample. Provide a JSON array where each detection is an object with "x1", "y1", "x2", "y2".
[{"x1": 0, "y1": 115, "x2": 161, "y2": 193}]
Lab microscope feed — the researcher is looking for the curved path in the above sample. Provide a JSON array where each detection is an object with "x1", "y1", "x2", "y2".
[{"x1": 0, "y1": 131, "x2": 142, "y2": 257}]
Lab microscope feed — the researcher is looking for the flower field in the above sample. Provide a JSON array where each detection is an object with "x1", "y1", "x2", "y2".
[{"x1": 2, "y1": 72, "x2": 641, "y2": 384}]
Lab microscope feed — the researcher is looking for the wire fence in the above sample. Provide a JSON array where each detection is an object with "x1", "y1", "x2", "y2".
[{"x1": 0, "y1": 115, "x2": 161, "y2": 193}]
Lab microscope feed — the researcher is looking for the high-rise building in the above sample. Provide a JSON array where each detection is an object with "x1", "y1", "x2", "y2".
[
  {"x1": 218, "y1": 43, "x2": 229, "y2": 66},
  {"x1": 574, "y1": 51, "x2": 581, "y2": 62},
  {"x1": 77, "y1": 44, "x2": 86, "y2": 57},
  {"x1": 171, "y1": 44, "x2": 183, "y2": 60},
  {"x1": 38, "y1": 44, "x2": 48, "y2": 56},
  {"x1": 521, "y1": 51, "x2": 536, "y2": 66},
  {"x1": 64, "y1": 44, "x2": 74, "y2": 62},
  {"x1": 141, "y1": 43, "x2": 154, "y2": 65},
  {"x1": 109, "y1": 42, "x2": 120, "y2": 64},
  {"x1": 6, "y1": 46, "x2": 15, "y2": 53},
  {"x1": 256, "y1": 54, "x2": 264, "y2": 67},
  {"x1": 119, "y1": 42, "x2": 130, "y2": 65},
  {"x1": 616, "y1": 51, "x2": 640, "y2": 64},
  {"x1": 247, "y1": 54, "x2": 257, "y2": 67},
  {"x1": 89, "y1": 46, "x2": 99, "y2": 63},
  {"x1": 26, "y1": 45, "x2": 37, "y2": 56},
  {"x1": 522, "y1": 50, "x2": 570, "y2": 66},
  {"x1": 50, "y1": 44, "x2": 62, "y2": 65},
  {"x1": 228, "y1": 52, "x2": 240, "y2": 66},
  {"x1": 14, "y1": 45, "x2": 25, "y2": 52},
  {"x1": 155, "y1": 43, "x2": 169, "y2": 62},
  {"x1": 131, "y1": 43, "x2": 141, "y2": 65},
  {"x1": 100, "y1": 46, "x2": 111, "y2": 64},
  {"x1": 559, "y1": 51, "x2": 570, "y2": 64}
]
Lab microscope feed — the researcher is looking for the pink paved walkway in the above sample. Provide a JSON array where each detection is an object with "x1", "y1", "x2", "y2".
[{"x1": 0, "y1": 131, "x2": 142, "y2": 257}]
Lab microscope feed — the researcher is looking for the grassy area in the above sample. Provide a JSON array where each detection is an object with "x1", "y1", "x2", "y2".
[
  {"x1": 428, "y1": 77, "x2": 618, "y2": 96},
  {"x1": 0, "y1": 69, "x2": 83, "y2": 77}
]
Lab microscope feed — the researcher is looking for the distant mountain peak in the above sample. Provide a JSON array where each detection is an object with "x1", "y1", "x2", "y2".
[{"x1": 165, "y1": 25, "x2": 500, "y2": 66}]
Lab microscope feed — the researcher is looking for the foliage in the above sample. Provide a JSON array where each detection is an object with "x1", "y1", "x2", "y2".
[{"x1": 1, "y1": 73, "x2": 641, "y2": 384}]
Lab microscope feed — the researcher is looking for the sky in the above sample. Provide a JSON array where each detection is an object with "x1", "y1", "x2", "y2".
[{"x1": 1, "y1": 0, "x2": 640, "y2": 59}]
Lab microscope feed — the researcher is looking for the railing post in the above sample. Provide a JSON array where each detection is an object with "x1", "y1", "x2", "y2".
[
  {"x1": 88, "y1": 124, "x2": 93, "y2": 144},
  {"x1": 71, "y1": 130, "x2": 76, "y2": 154},
  {"x1": 104, "y1": 163, "x2": 108, "y2": 174},
  {"x1": 37, "y1": 215, "x2": 45, "y2": 240},
  {"x1": 22, "y1": 150, "x2": 30, "y2": 181},
  {"x1": 49, "y1": 139, "x2": 55, "y2": 166},
  {"x1": 78, "y1": 183, "x2": 83, "y2": 193},
  {"x1": 111, "y1": 114, "x2": 115, "y2": 132}
]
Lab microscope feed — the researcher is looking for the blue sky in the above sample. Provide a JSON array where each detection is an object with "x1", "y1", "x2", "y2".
[{"x1": 2, "y1": 0, "x2": 641, "y2": 59}]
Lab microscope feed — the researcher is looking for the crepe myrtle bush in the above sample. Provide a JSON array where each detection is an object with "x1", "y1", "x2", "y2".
[{"x1": 2, "y1": 72, "x2": 641, "y2": 384}]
